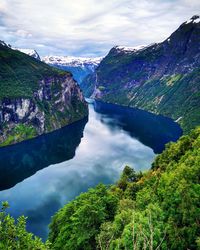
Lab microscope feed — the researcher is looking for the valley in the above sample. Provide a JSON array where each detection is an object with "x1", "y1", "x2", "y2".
[
  {"x1": 0, "y1": 100, "x2": 182, "y2": 239},
  {"x1": 0, "y1": 8, "x2": 199, "y2": 250}
]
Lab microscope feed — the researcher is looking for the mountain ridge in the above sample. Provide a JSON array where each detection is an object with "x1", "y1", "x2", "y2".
[
  {"x1": 82, "y1": 15, "x2": 200, "y2": 133},
  {"x1": 0, "y1": 42, "x2": 88, "y2": 146},
  {"x1": 14, "y1": 48, "x2": 41, "y2": 60}
]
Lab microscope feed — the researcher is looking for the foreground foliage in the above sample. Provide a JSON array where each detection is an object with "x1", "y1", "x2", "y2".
[
  {"x1": 49, "y1": 127, "x2": 200, "y2": 249},
  {"x1": 0, "y1": 202, "x2": 50, "y2": 249}
]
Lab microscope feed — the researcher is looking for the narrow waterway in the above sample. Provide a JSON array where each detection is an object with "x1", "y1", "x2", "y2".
[{"x1": 0, "y1": 100, "x2": 182, "y2": 239}]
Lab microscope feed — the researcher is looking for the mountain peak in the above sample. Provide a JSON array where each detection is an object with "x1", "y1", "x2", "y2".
[
  {"x1": 0, "y1": 40, "x2": 11, "y2": 48},
  {"x1": 191, "y1": 15, "x2": 200, "y2": 21},
  {"x1": 13, "y1": 48, "x2": 41, "y2": 60},
  {"x1": 185, "y1": 14, "x2": 200, "y2": 24},
  {"x1": 113, "y1": 45, "x2": 147, "y2": 53}
]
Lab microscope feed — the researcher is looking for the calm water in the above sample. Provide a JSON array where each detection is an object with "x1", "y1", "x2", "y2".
[{"x1": 0, "y1": 100, "x2": 182, "y2": 240}]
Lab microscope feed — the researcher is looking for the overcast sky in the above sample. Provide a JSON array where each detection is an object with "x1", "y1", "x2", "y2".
[{"x1": 0, "y1": 0, "x2": 199, "y2": 57}]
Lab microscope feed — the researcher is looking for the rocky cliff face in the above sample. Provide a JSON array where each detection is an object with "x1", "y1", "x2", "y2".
[
  {"x1": 82, "y1": 15, "x2": 200, "y2": 132},
  {"x1": 0, "y1": 42, "x2": 88, "y2": 146}
]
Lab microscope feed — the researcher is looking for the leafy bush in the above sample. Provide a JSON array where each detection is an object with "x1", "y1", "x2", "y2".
[
  {"x1": 49, "y1": 184, "x2": 119, "y2": 250},
  {"x1": 0, "y1": 201, "x2": 50, "y2": 249}
]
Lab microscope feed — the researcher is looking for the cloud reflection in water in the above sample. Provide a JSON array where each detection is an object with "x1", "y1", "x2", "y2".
[{"x1": 0, "y1": 101, "x2": 182, "y2": 239}]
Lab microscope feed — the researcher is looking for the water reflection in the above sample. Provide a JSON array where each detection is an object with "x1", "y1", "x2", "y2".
[
  {"x1": 94, "y1": 101, "x2": 182, "y2": 153},
  {"x1": 0, "y1": 101, "x2": 182, "y2": 240},
  {"x1": 0, "y1": 117, "x2": 88, "y2": 190}
]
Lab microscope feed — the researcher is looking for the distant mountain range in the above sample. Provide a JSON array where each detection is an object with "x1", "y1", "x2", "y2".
[
  {"x1": 82, "y1": 15, "x2": 200, "y2": 133},
  {"x1": 11, "y1": 48, "x2": 102, "y2": 85},
  {"x1": 42, "y1": 55, "x2": 102, "y2": 84}
]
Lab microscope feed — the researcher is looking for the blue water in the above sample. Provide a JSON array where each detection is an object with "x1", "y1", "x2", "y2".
[{"x1": 0, "y1": 100, "x2": 182, "y2": 240}]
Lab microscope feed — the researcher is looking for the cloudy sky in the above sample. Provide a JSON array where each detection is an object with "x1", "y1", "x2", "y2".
[{"x1": 0, "y1": 0, "x2": 199, "y2": 57}]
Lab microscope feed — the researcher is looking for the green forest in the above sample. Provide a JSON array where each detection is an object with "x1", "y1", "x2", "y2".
[
  {"x1": 0, "y1": 42, "x2": 67, "y2": 99},
  {"x1": 1, "y1": 126, "x2": 200, "y2": 249}
]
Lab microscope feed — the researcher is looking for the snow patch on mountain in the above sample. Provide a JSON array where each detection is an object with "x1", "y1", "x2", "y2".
[
  {"x1": 13, "y1": 48, "x2": 41, "y2": 60},
  {"x1": 0, "y1": 40, "x2": 10, "y2": 47},
  {"x1": 115, "y1": 45, "x2": 146, "y2": 52},
  {"x1": 185, "y1": 15, "x2": 200, "y2": 24},
  {"x1": 42, "y1": 55, "x2": 103, "y2": 84},
  {"x1": 114, "y1": 44, "x2": 156, "y2": 54},
  {"x1": 42, "y1": 55, "x2": 102, "y2": 67}
]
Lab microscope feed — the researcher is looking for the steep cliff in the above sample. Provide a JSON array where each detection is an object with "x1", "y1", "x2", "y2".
[
  {"x1": 0, "y1": 42, "x2": 88, "y2": 146},
  {"x1": 82, "y1": 15, "x2": 200, "y2": 133}
]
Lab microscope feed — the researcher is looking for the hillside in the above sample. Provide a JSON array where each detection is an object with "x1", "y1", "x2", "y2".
[
  {"x1": 49, "y1": 126, "x2": 200, "y2": 250},
  {"x1": 13, "y1": 47, "x2": 41, "y2": 60},
  {"x1": 0, "y1": 41, "x2": 88, "y2": 146},
  {"x1": 82, "y1": 15, "x2": 200, "y2": 133}
]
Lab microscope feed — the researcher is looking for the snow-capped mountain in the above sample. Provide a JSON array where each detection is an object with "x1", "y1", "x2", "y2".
[
  {"x1": 13, "y1": 48, "x2": 41, "y2": 60},
  {"x1": 42, "y1": 55, "x2": 102, "y2": 67},
  {"x1": 185, "y1": 14, "x2": 200, "y2": 24},
  {"x1": 82, "y1": 15, "x2": 200, "y2": 133},
  {"x1": 42, "y1": 55, "x2": 103, "y2": 84},
  {"x1": 113, "y1": 44, "x2": 157, "y2": 54},
  {"x1": 0, "y1": 40, "x2": 10, "y2": 47},
  {"x1": 114, "y1": 45, "x2": 147, "y2": 53}
]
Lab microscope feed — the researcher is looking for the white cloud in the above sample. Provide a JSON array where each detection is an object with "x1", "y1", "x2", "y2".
[
  {"x1": 0, "y1": 0, "x2": 199, "y2": 56},
  {"x1": 13, "y1": 29, "x2": 32, "y2": 38}
]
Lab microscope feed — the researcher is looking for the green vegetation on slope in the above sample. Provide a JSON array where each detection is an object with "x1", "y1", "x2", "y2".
[
  {"x1": 95, "y1": 67, "x2": 200, "y2": 133},
  {"x1": 129, "y1": 69, "x2": 200, "y2": 133},
  {"x1": 0, "y1": 43, "x2": 69, "y2": 99},
  {"x1": 0, "y1": 201, "x2": 50, "y2": 249},
  {"x1": 49, "y1": 127, "x2": 200, "y2": 250},
  {"x1": 0, "y1": 124, "x2": 37, "y2": 146},
  {"x1": 0, "y1": 43, "x2": 88, "y2": 146},
  {"x1": 82, "y1": 19, "x2": 200, "y2": 133}
]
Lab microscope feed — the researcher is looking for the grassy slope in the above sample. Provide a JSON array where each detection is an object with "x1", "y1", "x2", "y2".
[
  {"x1": 0, "y1": 43, "x2": 69, "y2": 99},
  {"x1": 100, "y1": 68, "x2": 200, "y2": 133}
]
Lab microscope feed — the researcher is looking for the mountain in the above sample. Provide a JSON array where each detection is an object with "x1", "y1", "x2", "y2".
[
  {"x1": 42, "y1": 55, "x2": 102, "y2": 84},
  {"x1": 82, "y1": 15, "x2": 200, "y2": 133},
  {"x1": 0, "y1": 41, "x2": 88, "y2": 146},
  {"x1": 13, "y1": 48, "x2": 41, "y2": 60}
]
